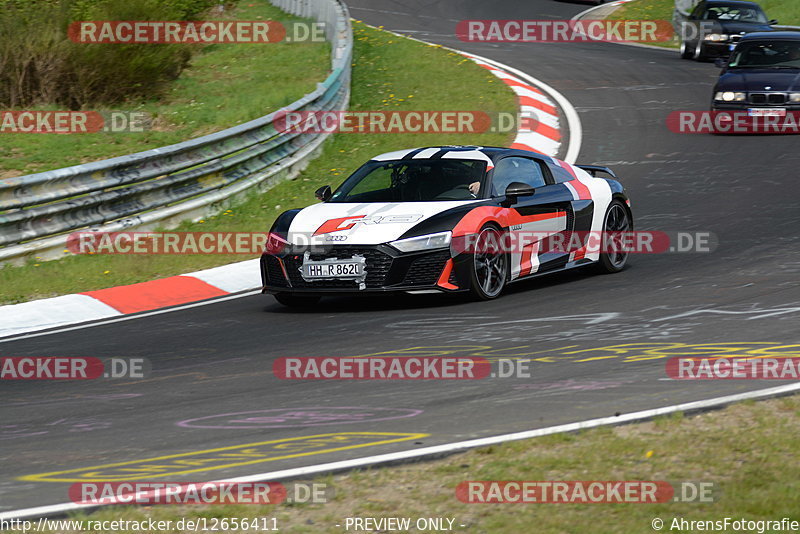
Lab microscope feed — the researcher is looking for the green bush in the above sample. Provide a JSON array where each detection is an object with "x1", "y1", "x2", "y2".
[
  {"x1": 0, "y1": 0, "x2": 238, "y2": 108},
  {"x1": 67, "y1": 0, "x2": 229, "y2": 19}
]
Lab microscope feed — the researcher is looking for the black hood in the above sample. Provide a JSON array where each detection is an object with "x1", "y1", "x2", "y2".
[
  {"x1": 716, "y1": 69, "x2": 800, "y2": 92},
  {"x1": 710, "y1": 20, "x2": 774, "y2": 34}
]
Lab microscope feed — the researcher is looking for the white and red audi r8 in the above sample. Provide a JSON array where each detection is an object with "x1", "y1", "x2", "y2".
[{"x1": 261, "y1": 146, "x2": 632, "y2": 306}]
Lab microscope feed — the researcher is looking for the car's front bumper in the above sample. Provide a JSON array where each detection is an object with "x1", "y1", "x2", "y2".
[
  {"x1": 261, "y1": 244, "x2": 467, "y2": 295},
  {"x1": 712, "y1": 103, "x2": 800, "y2": 112},
  {"x1": 699, "y1": 41, "x2": 734, "y2": 58}
]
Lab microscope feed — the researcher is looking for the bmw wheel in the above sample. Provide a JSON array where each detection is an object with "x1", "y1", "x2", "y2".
[{"x1": 693, "y1": 42, "x2": 705, "y2": 61}]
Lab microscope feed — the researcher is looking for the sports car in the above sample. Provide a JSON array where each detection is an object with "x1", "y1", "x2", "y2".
[{"x1": 260, "y1": 146, "x2": 633, "y2": 306}]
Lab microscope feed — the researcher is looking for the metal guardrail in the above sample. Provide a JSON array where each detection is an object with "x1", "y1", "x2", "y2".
[{"x1": 0, "y1": 0, "x2": 352, "y2": 262}]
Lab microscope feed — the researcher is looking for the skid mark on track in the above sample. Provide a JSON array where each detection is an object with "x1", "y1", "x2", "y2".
[
  {"x1": 382, "y1": 304, "x2": 800, "y2": 342},
  {"x1": 177, "y1": 407, "x2": 423, "y2": 429},
  {"x1": 0, "y1": 419, "x2": 112, "y2": 441}
]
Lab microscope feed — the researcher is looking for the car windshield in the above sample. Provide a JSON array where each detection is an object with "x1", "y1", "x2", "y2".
[
  {"x1": 703, "y1": 5, "x2": 768, "y2": 23},
  {"x1": 328, "y1": 159, "x2": 487, "y2": 202},
  {"x1": 729, "y1": 40, "x2": 800, "y2": 68}
]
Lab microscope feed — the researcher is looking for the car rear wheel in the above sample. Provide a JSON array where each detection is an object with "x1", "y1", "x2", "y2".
[
  {"x1": 274, "y1": 293, "x2": 321, "y2": 307},
  {"x1": 469, "y1": 225, "x2": 508, "y2": 300},
  {"x1": 595, "y1": 201, "x2": 631, "y2": 274}
]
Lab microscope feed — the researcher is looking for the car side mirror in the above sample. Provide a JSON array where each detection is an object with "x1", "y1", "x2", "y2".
[
  {"x1": 714, "y1": 58, "x2": 728, "y2": 68},
  {"x1": 502, "y1": 182, "x2": 535, "y2": 206},
  {"x1": 769, "y1": 19, "x2": 778, "y2": 25},
  {"x1": 315, "y1": 185, "x2": 332, "y2": 201}
]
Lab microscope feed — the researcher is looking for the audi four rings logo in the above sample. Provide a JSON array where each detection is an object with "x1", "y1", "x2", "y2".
[
  {"x1": 313, "y1": 214, "x2": 424, "y2": 236},
  {"x1": 325, "y1": 235, "x2": 347, "y2": 241}
]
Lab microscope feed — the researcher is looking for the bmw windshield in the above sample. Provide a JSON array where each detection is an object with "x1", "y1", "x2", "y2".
[
  {"x1": 729, "y1": 40, "x2": 800, "y2": 68},
  {"x1": 328, "y1": 159, "x2": 488, "y2": 202},
  {"x1": 704, "y1": 5, "x2": 768, "y2": 23}
]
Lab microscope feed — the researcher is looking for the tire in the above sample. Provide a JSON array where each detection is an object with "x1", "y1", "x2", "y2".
[
  {"x1": 680, "y1": 41, "x2": 695, "y2": 59},
  {"x1": 595, "y1": 200, "x2": 632, "y2": 274},
  {"x1": 468, "y1": 225, "x2": 509, "y2": 300},
  {"x1": 693, "y1": 42, "x2": 705, "y2": 61},
  {"x1": 274, "y1": 293, "x2": 321, "y2": 307}
]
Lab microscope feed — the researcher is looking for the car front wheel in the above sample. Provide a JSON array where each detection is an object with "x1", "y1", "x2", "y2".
[
  {"x1": 680, "y1": 41, "x2": 695, "y2": 59},
  {"x1": 469, "y1": 225, "x2": 508, "y2": 300}
]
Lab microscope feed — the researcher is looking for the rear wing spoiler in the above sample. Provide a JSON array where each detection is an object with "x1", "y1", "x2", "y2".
[{"x1": 575, "y1": 165, "x2": 618, "y2": 180}]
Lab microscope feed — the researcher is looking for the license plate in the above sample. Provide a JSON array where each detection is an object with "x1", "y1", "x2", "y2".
[
  {"x1": 301, "y1": 255, "x2": 366, "y2": 280},
  {"x1": 748, "y1": 108, "x2": 786, "y2": 117}
]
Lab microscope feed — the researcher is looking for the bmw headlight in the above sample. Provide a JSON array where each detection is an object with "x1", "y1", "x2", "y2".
[
  {"x1": 714, "y1": 91, "x2": 746, "y2": 102},
  {"x1": 390, "y1": 231, "x2": 452, "y2": 253},
  {"x1": 704, "y1": 33, "x2": 729, "y2": 42},
  {"x1": 790, "y1": 93, "x2": 800, "y2": 103}
]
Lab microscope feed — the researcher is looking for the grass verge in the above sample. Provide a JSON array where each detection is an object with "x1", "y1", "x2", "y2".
[
  {"x1": 0, "y1": 0, "x2": 330, "y2": 178},
  {"x1": 0, "y1": 23, "x2": 517, "y2": 304},
  {"x1": 606, "y1": 0, "x2": 681, "y2": 49},
  {"x1": 607, "y1": 0, "x2": 800, "y2": 49},
  {"x1": 42, "y1": 394, "x2": 800, "y2": 533}
]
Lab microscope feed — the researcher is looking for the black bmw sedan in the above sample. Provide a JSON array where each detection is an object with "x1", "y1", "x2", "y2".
[
  {"x1": 711, "y1": 32, "x2": 800, "y2": 115},
  {"x1": 678, "y1": 0, "x2": 776, "y2": 61}
]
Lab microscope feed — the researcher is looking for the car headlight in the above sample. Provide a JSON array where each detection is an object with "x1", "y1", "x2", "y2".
[
  {"x1": 704, "y1": 33, "x2": 729, "y2": 42},
  {"x1": 790, "y1": 93, "x2": 800, "y2": 103},
  {"x1": 714, "y1": 91, "x2": 746, "y2": 102},
  {"x1": 390, "y1": 231, "x2": 452, "y2": 253}
]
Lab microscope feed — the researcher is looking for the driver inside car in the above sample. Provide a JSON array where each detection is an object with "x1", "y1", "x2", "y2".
[{"x1": 432, "y1": 163, "x2": 483, "y2": 200}]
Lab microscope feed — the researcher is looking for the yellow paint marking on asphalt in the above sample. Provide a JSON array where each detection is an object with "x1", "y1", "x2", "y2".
[
  {"x1": 567, "y1": 342, "x2": 799, "y2": 363},
  {"x1": 571, "y1": 355, "x2": 618, "y2": 362},
  {"x1": 345, "y1": 343, "x2": 797, "y2": 364},
  {"x1": 19, "y1": 432, "x2": 428, "y2": 482}
]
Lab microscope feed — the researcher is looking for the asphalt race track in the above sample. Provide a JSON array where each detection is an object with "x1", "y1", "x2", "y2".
[{"x1": 2, "y1": 0, "x2": 800, "y2": 514}]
